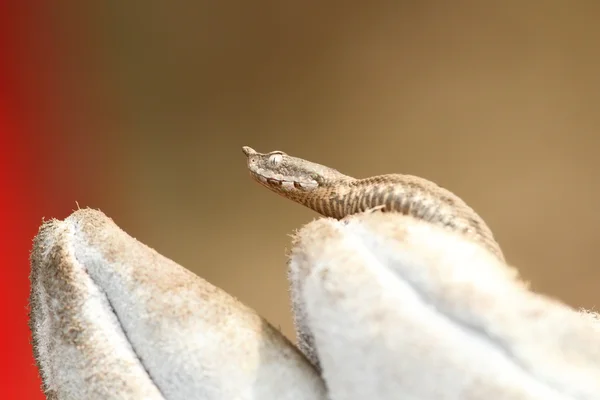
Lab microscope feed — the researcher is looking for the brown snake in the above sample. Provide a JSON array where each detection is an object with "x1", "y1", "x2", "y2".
[{"x1": 242, "y1": 146, "x2": 504, "y2": 261}]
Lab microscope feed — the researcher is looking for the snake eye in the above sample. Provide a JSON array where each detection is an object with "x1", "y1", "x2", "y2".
[
  {"x1": 268, "y1": 153, "x2": 283, "y2": 166},
  {"x1": 310, "y1": 173, "x2": 323, "y2": 183}
]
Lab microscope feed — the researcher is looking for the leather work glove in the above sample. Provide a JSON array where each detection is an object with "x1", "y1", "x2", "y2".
[{"x1": 29, "y1": 209, "x2": 600, "y2": 399}]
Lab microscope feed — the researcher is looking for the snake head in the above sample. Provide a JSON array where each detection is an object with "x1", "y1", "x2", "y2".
[{"x1": 242, "y1": 146, "x2": 347, "y2": 195}]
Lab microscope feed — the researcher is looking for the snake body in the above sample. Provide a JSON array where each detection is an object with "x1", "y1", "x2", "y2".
[{"x1": 242, "y1": 146, "x2": 504, "y2": 261}]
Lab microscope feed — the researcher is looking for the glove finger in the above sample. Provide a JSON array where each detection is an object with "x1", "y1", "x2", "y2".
[
  {"x1": 289, "y1": 213, "x2": 594, "y2": 400},
  {"x1": 30, "y1": 209, "x2": 327, "y2": 400}
]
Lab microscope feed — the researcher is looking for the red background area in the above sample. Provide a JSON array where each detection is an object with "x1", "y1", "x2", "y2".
[
  {"x1": 0, "y1": 3, "x2": 89, "y2": 398},
  {"x1": 1, "y1": 3, "x2": 46, "y2": 397},
  {"x1": 1, "y1": 2, "x2": 116, "y2": 396}
]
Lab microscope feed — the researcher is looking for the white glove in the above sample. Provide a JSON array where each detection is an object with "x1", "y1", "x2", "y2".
[
  {"x1": 29, "y1": 209, "x2": 600, "y2": 399},
  {"x1": 288, "y1": 212, "x2": 600, "y2": 400}
]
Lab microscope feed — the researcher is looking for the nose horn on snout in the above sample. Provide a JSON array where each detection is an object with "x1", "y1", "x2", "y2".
[{"x1": 242, "y1": 146, "x2": 257, "y2": 157}]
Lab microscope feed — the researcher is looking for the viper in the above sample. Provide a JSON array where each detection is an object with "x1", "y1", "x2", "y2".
[{"x1": 242, "y1": 146, "x2": 504, "y2": 261}]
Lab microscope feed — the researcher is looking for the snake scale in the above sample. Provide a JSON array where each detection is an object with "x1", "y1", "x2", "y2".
[{"x1": 242, "y1": 146, "x2": 504, "y2": 261}]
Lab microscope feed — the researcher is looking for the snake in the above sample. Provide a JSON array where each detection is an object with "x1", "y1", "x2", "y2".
[{"x1": 242, "y1": 146, "x2": 504, "y2": 261}]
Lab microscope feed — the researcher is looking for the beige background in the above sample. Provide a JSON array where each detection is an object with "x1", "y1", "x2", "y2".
[{"x1": 43, "y1": 2, "x2": 600, "y2": 339}]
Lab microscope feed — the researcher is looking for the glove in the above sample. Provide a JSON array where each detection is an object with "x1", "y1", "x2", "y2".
[{"x1": 29, "y1": 209, "x2": 600, "y2": 399}]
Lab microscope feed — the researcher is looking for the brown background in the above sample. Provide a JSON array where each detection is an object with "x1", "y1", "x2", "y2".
[{"x1": 40, "y1": 2, "x2": 600, "y2": 340}]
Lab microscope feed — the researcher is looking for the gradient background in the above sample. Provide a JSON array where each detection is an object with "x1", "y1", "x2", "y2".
[{"x1": 3, "y1": 2, "x2": 600, "y2": 398}]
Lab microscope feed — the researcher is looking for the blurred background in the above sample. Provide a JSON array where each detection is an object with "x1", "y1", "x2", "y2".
[{"x1": 3, "y1": 2, "x2": 600, "y2": 398}]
